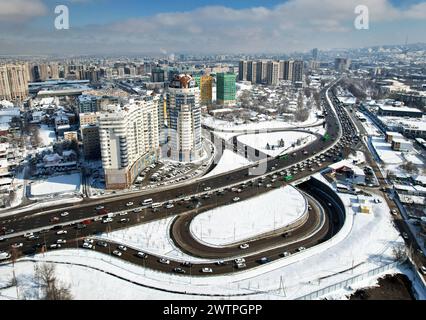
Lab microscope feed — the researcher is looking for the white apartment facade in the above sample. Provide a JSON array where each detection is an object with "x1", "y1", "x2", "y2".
[{"x1": 99, "y1": 96, "x2": 160, "y2": 189}]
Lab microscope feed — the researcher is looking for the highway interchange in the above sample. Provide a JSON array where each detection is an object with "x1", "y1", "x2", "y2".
[{"x1": 0, "y1": 78, "x2": 393, "y2": 277}]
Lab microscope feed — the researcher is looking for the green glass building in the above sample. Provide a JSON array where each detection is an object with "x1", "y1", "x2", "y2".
[{"x1": 216, "y1": 72, "x2": 236, "y2": 106}]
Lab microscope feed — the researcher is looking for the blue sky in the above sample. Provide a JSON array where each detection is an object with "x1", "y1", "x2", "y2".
[{"x1": 0, "y1": 0, "x2": 425, "y2": 55}]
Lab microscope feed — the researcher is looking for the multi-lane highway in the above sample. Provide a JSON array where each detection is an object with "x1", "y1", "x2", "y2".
[{"x1": 1, "y1": 78, "x2": 362, "y2": 275}]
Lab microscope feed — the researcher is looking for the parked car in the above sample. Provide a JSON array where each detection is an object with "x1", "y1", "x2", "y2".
[
  {"x1": 201, "y1": 267, "x2": 213, "y2": 273},
  {"x1": 60, "y1": 212, "x2": 69, "y2": 217},
  {"x1": 281, "y1": 252, "x2": 291, "y2": 257},
  {"x1": 56, "y1": 239, "x2": 67, "y2": 244},
  {"x1": 137, "y1": 251, "x2": 148, "y2": 259},
  {"x1": 297, "y1": 247, "x2": 306, "y2": 252},
  {"x1": 56, "y1": 230, "x2": 67, "y2": 235},
  {"x1": 118, "y1": 245, "x2": 127, "y2": 251},
  {"x1": 82, "y1": 242, "x2": 94, "y2": 249},
  {"x1": 126, "y1": 202, "x2": 134, "y2": 207},
  {"x1": 96, "y1": 241, "x2": 108, "y2": 248}
]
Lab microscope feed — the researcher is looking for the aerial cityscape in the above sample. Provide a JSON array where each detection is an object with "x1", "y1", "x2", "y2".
[{"x1": 0, "y1": 0, "x2": 425, "y2": 304}]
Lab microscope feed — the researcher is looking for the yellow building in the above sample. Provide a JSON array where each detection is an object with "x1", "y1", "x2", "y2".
[{"x1": 200, "y1": 75, "x2": 213, "y2": 106}]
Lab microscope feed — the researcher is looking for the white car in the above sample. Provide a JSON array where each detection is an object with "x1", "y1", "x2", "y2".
[
  {"x1": 234, "y1": 258, "x2": 246, "y2": 264},
  {"x1": 204, "y1": 187, "x2": 211, "y2": 191},
  {"x1": 50, "y1": 244, "x2": 61, "y2": 249},
  {"x1": 233, "y1": 197, "x2": 240, "y2": 202},
  {"x1": 102, "y1": 217, "x2": 113, "y2": 223},
  {"x1": 56, "y1": 239, "x2": 67, "y2": 244},
  {"x1": 23, "y1": 233, "x2": 34, "y2": 238},
  {"x1": 11, "y1": 243, "x2": 23, "y2": 249},
  {"x1": 112, "y1": 250, "x2": 122, "y2": 257},
  {"x1": 158, "y1": 258, "x2": 170, "y2": 265},
  {"x1": 82, "y1": 242, "x2": 94, "y2": 249},
  {"x1": 297, "y1": 247, "x2": 306, "y2": 252},
  {"x1": 126, "y1": 202, "x2": 134, "y2": 207},
  {"x1": 60, "y1": 212, "x2": 69, "y2": 217},
  {"x1": 56, "y1": 230, "x2": 67, "y2": 235},
  {"x1": 239, "y1": 243, "x2": 249, "y2": 250},
  {"x1": 84, "y1": 238, "x2": 94, "y2": 244},
  {"x1": 118, "y1": 245, "x2": 127, "y2": 251},
  {"x1": 0, "y1": 252, "x2": 11, "y2": 260},
  {"x1": 201, "y1": 268, "x2": 213, "y2": 273},
  {"x1": 165, "y1": 203, "x2": 174, "y2": 209},
  {"x1": 420, "y1": 266, "x2": 426, "y2": 275}
]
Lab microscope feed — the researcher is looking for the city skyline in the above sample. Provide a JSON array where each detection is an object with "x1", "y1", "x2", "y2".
[{"x1": 0, "y1": 0, "x2": 426, "y2": 56}]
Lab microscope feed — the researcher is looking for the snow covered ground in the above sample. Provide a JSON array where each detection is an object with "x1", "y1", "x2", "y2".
[
  {"x1": 202, "y1": 110, "x2": 320, "y2": 132},
  {"x1": 203, "y1": 150, "x2": 252, "y2": 178},
  {"x1": 29, "y1": 173, "x2": 81, "y2": 197},
  {"x1": 190, "y1": 186, "x2": 306, "y2": 246},
  {"x1": 371, "y1": 137, "x2": 404, "y2": 164},
  {"x1": 348, "y1": 151, "x2": 366, "y2": 164},
  {"x1": 238, "y1": 131, "x2": 316, "y2": 157},
  {"x1": 37, "y1": 125, "x2": 56, "y2": 147}
]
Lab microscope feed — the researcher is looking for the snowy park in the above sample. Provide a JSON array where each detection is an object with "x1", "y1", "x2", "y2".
[{"x1": 29, "y1": 173, "x2": 81, "y2": 197}]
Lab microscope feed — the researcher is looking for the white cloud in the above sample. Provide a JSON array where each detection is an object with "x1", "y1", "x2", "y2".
[
  {"x1": 0, "y1": 0, "x2": 425, "y2": 55},
  {"x1": 0, "y1": 0, "x2": 47, "y2": 21}
]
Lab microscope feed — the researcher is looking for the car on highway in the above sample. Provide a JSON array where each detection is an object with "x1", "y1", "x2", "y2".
[
  {"x1": 234, "y1": 258, "x2": 246, "y2": 264},
  {"x1": 173, "y1": 267, "x2": 186, "y2": 274},
  {"x1": 118, "y1": 245, "x2": 127, "y2": 251},
  {"x1": 84, "y1": 238, "x2": 94, "y2": 244},
  {"x1": 281, "y1": 252, "x2": 291, "y2": 257},
  {"x1": 50, "y1": 217, "x2": 60, "y2": 223},
  {"x1": 165, "y1": 203, "x2": 174, "y2": 209},
  {"x1": 181, "y1": 261, "x2": 192, "y2": 267},
  {"x1": 112, "y1": 250, "x2": 122, "y2": 257},
  {"x1": 216, "y1": 261, "x2": 226, "y2": 266},
  {"x1": 82, "y1": 242, "x2": 94, "y2": 249},
  {"x1": 119, "y1": 218, "x2": 130, "y2": 223},
  {"x1": 50, "y1": 244, "x2": 61, "y2": 249},
  {"x1": 24, "y1": 233, "x2": 34, "y2": 238},
  {"x1": 257, "y1": 257, "x2": 270, "y2": 264},
  {"x1": 0, "y1": 252, "x2": 11, "y2": 260},
  {"x1": 297, "y1": 247, "x2": 306, "y2": 252},
  {"x1": 204, "y1": 187, "x2": 211, "y2": 191},
  {"x1": 60, "y1": 212, "x2": 69, "y2": 217},
  {"x1": 402, "y1": 232, "x2": 409, "y2": 239},
  {"x1": 233, "y1": 197, "x2": 240, "y2": 202},
  {"x1": 391, "y1": 209, "x2": 398, "y2": 216},
  {"x1": 420, "y1": 266, "x2": 426, "y2": 275},
  {"x1": 158, "y1": 258, "x2": 170, "y2": 265},
  {"x1": 136, "y1": 251, "x2": 148, "y2": 259},
  {"x1": 119, "y1": 212, "x2": 128, "y2": 216},
  {"x1": 236, "y1": 262, "x2": 246, "y2": 269},
  {"x1": 239, "y1": 243, "x2": 249, "y2": 250},
  {"x1": 11, "y1": 243, "x2": 23, "y2": 249},
  {"x1": 95, "y1": 205, "x2": 105, "y2": 211},
  {"x1": 0, "y1": 237, "x2": 5, "y2": 242},
  {"x1": 96, "y1": 241, "x2": 108, "y2": 248},
  {"x1": 126, "y1": 202, "x2": 134, "y2": 207},
  {"x1": 201, "y1": 267, "x2": 213, "y2": 273},
  {"x1": 102, "y1": 217, "x2": 113, "y2": 223},
  {"x1": 56, "y1": 239, "x2": 66, "y2": 244},
  {"x1": 56, "y1": 230, "x2": 67, "y2": 235}
]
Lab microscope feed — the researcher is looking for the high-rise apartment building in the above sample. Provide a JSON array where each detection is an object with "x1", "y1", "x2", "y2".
[
  {"x1": 256, "y1": 61, "x2": 268, "y2": 84},
  {"x1": 200, "y1": 75, "x2": 213, "y2": 106},
  {"x1": 267, "y1": 61, "x2": 280, "y2": 85},
  {"x1": 238, "y1": 60, "x2": 248, "y2": 81},
  {"x1": 0, "y1": 64, "x2": 29, "y2": 102},
  {"x1": 335, "y1": 58, "x2": 351, "y2": 71},
  {"x1": 166, "y1": 74, "x2": 202, "y2": 162},
  {"x1": 292, "y1": 60, "x2": 304, "y2": 83},
  {"x1": 247, "y1": 61, "x2": 257, "y2": 84},
  {"x1": 99, "y1": 96, "x2": 160, "y2": 189},
  {"x1": 283, "y1": 60, "x2": 294, "y2": 81},
  {"x1": 216, "y1": 72, "x2": 236, "y2": 106}
]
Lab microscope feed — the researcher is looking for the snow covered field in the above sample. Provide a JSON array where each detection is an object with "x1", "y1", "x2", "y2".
[
  {"x1": 190, "y1": 186, "x2": 306, "y2": 246},
  {"x1": 29, "y1": 173, "x2": 81, "y2": 197},
  {"x1": 238, "y1": 131, "x2": 316, "y2": 157},
  {"x1": 204, "y1": 150, "x2": 252, "y2": 178},
  {"x1": 202, "y1": 110, "x2": 320, "y2": 132},
  {"x1": 38, "y1": 125, "x2": 56, "y2": 146}
]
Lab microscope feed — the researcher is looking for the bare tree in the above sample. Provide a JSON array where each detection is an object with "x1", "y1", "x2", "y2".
[
  {"x1": 34, "y1": 263, "x2": 73, "y2": 300},
  {"x1": 392, "y1": 244, "x2": 407, "y2": 262}
]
